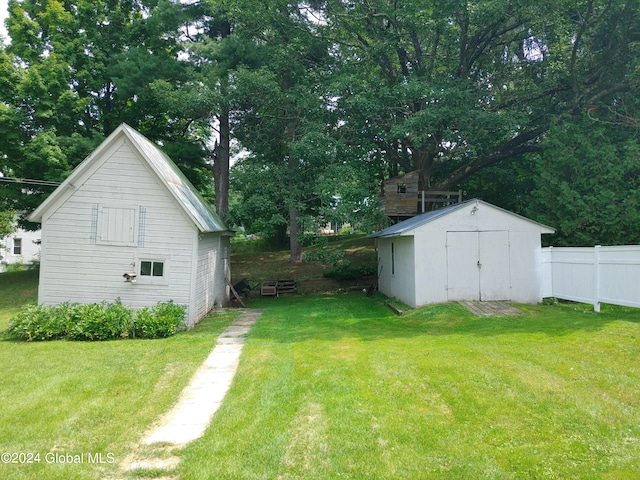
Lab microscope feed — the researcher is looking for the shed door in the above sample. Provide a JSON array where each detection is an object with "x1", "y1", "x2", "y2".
[
  {"x1": 446, "y1": 231, "x2": 511, "y2": 301},
  {"x1": 446, "y1": 232, "x2": 480, "y2": 300},
  {"x1": 478, "y1": 231, "x2": 511, "y2": 301}
]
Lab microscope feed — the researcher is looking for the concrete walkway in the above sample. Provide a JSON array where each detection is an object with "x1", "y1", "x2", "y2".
[{"x1": 125, "y1": 310, "x2": 261, "y2": 473}]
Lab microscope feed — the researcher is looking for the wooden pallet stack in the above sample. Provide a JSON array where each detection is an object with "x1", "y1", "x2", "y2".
[{"x1": 261, "y1": 280, "x2": 297, "y2": 297}]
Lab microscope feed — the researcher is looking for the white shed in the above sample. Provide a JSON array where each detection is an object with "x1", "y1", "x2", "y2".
[
  {"x1": 28, "y1": 123, "x2": 231, "y2": 328},
  {"x1": 370, "y1": 199, "x2": 555, "y2": 308}
]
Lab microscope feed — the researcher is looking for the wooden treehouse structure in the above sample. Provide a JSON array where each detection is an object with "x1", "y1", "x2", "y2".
[{"x1": 382, "y1": 171, "x2": 463, "y2": 223}]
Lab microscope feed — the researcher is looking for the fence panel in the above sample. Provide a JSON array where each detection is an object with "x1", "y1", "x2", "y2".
[
  {"x1": 541, "y1": 245, "x2": 640, "y2": 311},
  {"x1": 598, "y1": 246, "x2": 640, "y2": 308}
]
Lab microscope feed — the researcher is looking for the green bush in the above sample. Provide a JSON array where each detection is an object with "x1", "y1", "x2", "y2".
[
  {"x1": 4, "y1": 304, "x2": 67, "y2": 341},
  {"x1": 323, "y1": 263, "x2": 377, "y2": 281},
  {"x1": 5, "y1": 262, "x2": 26, "y2": 273},
  {"x1": 133, "y1": 301, "x2": 186, "y2": 338},
  {"x1": 66, "y1": 301, "x2": 134, "y2": 341},
  {"x1": 3, "y1": 300, "x2": 185, "y2": 341}
]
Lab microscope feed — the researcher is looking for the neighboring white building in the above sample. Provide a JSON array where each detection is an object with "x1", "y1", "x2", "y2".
[
  {"x1": 28, "y1": 123, "x2": 231, "y2": 328},
  {"x1": 370, "y1": 199, "x2": 555, "y2": 308},
  {"x1": 0, "y1": 227, "x2": 41, "y2": 272}
]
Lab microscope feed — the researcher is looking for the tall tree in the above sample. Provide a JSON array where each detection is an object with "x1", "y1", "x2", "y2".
[
  {"x1": 226, "y1": 0, "x2": 338, "y2": 262},
  {"x1": 323, "y1": 0, "x2": 640, "y2": 198},
  {"x1": 1, "y1": 0, "x2": 201, "y2": 223},
  {"x1": 526, "y1": 115, "x2": 640, "y2": 246}
]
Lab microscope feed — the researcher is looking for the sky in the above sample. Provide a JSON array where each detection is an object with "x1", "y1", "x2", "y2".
[{"x1": 0, "y1": 0, "x2": 8, "y2": 42}]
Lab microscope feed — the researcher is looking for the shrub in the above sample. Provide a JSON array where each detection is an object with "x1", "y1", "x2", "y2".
[
  {"x1": 3, "y1": 300, "x2": 184, "y2": 341},
  {"x1": 323, "y1": 263, "x2": 377, "y2": 281},
  {"x1": 4, "y1": 304, "x2": 67, "y2": 341},
  {"x1": 66, "y1": 303, "x2": 113, "y2": 340},
  {"x1": 5, "y1": 262, "x2": 26, "y2": 273},
  {"x1": 133, "y1": 301, "x2": 186, "y2": 338},
  {"x1": 66, "y1": 300, "x2": 134, "y2": 340}
]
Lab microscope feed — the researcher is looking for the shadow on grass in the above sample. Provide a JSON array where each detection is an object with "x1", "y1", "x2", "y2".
[
  {"x1": 0, "y1": 270, "x2": 39, "y2": 309},
  {"x1": 244, "y1": 292, "x2": 640, "y2": 343}
]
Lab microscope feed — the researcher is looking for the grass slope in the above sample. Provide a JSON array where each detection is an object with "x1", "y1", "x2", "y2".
[
  {"x1": 178, "y1": 294, "x2": 640, "y2": 480},
  {"x1": 230, "y1": 235, "x2": 376, "y2": 289}
]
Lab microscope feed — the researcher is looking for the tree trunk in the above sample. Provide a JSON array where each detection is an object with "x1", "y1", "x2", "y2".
[
  {"x1": 288, "y1": 203, "x2": 303, "y2": 263},
  {"x1": 214, "y1": 102, "x2": 230, "y2": 215},
  {"x1": 287, "y1": 151, "x2": 303, "y2": 263},
  {"x1": 212, "y1": 21, "x2": 232, "y2": 216}
]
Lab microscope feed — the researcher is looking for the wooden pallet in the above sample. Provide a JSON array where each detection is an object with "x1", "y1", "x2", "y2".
[
  {"x1": 459, "y1": 301, "x2": 522, "y2": 317},
  {"x1": 261, "y1": 280, "x2": 297, "y2": 296}
]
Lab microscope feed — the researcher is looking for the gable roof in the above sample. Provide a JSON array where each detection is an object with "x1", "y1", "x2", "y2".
[
  {"x1": 29, "y1": 124, "x2": 228, "y2": 233},
  {"x1": 369, "y1": 198, "x2": 555, "y2": 238}
]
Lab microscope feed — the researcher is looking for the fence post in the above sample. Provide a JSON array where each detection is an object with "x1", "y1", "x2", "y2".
[
  {"x1": 546, "y1": 246, "x2": 553, "y2": 298},
  {"x1": 594, "y1": 245, "x2": 601, "y2": 312}
]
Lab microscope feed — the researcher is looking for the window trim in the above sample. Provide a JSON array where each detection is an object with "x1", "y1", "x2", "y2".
[
  {"x1": 12, "y1": 238, "x2": 22, "y2": 256},
  {"x1": 136, "y1": 257, "x2": 169, "y2": 285}
]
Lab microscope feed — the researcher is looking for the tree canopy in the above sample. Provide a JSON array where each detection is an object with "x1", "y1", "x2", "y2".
[
  {"x1": 322, "y1": 0, "x2": 639, "y2": 191},
  {"x1": 1, "y1": 0, "x2": 638, "y2": 251}
]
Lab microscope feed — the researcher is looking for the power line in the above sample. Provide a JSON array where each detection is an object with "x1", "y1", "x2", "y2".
[{"x1": 0, "y1": 177, "x2": 61, "y2": 187}]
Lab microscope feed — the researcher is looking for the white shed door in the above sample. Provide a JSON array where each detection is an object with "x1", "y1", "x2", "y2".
[
  {"x1": 446, "y1": 231, "x2": 511, "y2": 301},
  {"x1": 478, "y1": 231, "x2": 511, "y2": 301},
  {"x1": 446, "y1": 232, "x2": 480, "y2": 300}
]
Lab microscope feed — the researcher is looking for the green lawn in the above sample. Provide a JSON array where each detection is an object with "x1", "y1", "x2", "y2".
[
  {"x1": 2, "y1": 270, "x2": 640, "y2": 479},
  {"x1": 178, "y1": 294, "x2": 640, "y2": 480},
  {"x1": 0, "y1": 271, "x2": 239, "y2": 480}
]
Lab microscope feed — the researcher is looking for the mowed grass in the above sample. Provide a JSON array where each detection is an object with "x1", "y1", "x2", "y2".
[
  {"x1": 0, "y1": 270, "x2": 39, "y2": 324},
  {"x1": 0, "y1": 271, "x2": 239, "y2": 480},
  {"x1": 178, "y1": 294, "x2": 640, "y2": 480}
]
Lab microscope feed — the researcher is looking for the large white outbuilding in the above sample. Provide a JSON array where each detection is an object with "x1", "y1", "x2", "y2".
[
  {"x1": 370, "y1": 199, "x2": 555, "y2": 308},
  {"x1": 28, "y1": 124, "x2": 231, "y2": 327}
]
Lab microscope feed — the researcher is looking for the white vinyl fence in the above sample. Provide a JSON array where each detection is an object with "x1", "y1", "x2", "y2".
[{"x1": 541, "y1": 245, "x2": 640, "y2": 311}]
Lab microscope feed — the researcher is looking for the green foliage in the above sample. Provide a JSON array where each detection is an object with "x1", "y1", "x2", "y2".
[
  {"x1": 302, "y1": 236, "x2": 346, "y2": 267},
  {"x1": 3, "y1": 300, "x2": 186, "y2": 341},
  {"x1": 526, "y1": 117, "x2": 640, "y2": 246},
  {"x1": 321, "y1": 0, "x2": 640, "y2": 193},
  {"x1": 323, "y1": 263, "x2": 377, "y2": 281},
  {"x1": 0, "y1": 210, "x2": 16, "y2": 240},
  {"x1": 1, "y1": 0, "x2": 207, "y2": 222},
  {"x1": 4, "y1": 304, "x2": 67, "y2": 341},
  {"x1": 4, "y1": 262, "x2": 26, "y2": 273},
  {"x1": 0, "y1": 279, "x2": 239, "y2": 480},
  {"x1": 303, "y1": 235, "x2": 377, "y2": 280},
  {"x1": 4, "y1": 0, "x2": 640, "y2": 248},
  {"x1": 134, "y1": 301, "x2": 186, "y2": 339}
]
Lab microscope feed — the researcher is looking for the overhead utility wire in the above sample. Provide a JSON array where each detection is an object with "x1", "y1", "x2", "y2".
[{"x1": 0, "y1": 177, "x2": 61, "y2": 187}]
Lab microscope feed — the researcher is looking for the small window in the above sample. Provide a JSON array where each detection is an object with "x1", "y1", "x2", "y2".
[
  {"x1": 141, "y1": 260, "x2": 164, "y2": 277},
  {"x1": 391, "y1": 241, "x2": 395, "y2": 276},
  {"x1": 397, "y1": 183, "x2": 407, "y2": 194},
  {"x1": 13, "y1": 238, "x2": 22, "y2": 255}
]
